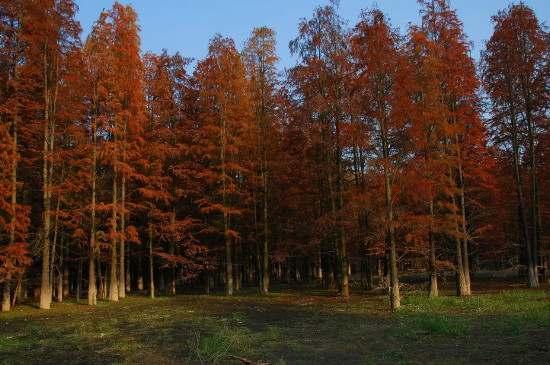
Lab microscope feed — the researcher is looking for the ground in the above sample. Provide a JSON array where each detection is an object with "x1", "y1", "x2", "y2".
[{"x1": 1, "y1": 274, "x2": 549, "y2": 364}]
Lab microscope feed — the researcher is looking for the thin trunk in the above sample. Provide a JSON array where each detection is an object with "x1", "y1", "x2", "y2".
[
  {"x1": 387, "y1": 175, "x2": 400, "y2": 310},
  {"x1": 125, "y1": 246, "x2": 131, "y2": 293},
  {"x1": 221, "y1": 112, "x2": 233, "y2": 296},
  {"x1": 225, "y1": 228, "x2": 233, "y2": 296},
  {"x1": 507, "y1": 75, "x2": 537, "y2": 287},
  {"x1": 456, "y1": 148, "x2": 471, "y2": 295},
  {"x1": 327, "y1": 148, "x2": 339, "y2": 292},
  {"x1": 88, "y1": 250, "x2": 96, "y2": 305},
  {"x1": 40, "y1": 43, "x2": 52, "y2": 310},
  {"x1": 12, "y1": 273, "x2": 22, "y2": 307},
  {"x1": 89, "y1": 85, "x2": 98, "y2": 305},
  {"x1": 109, "y1": 163, "x2": 119, "y2": 302},
  {"x1": 235, "y1": 241, "x2": 242, "y2": 291},
  {"x1": 57, "y1": 238, "x2": 63, "y2": 302},
  {"x1": 261, "y1": 134, "x2": 269, "y2": 295},
  {"x1": 338, "y1": 145, "x2": 349, "y2": 298},
  {"x1": 49, "y1": 179, "x2": 62, "y2": 300},
  {"x1": 148, "y1": 213, "x2": 154, "y2": 299},
  {"x1": 76, "y1": 258, "x2": 82, "y2": 304},
  {"x1": 137, "y1": 250, "x2": 144, "y2": 291},
  {"x1": 63, "y1": 244, "x2": 69, "y2": 298},
  {"x1": 119, "y1": 172, "x2": 126, "y2": 298},
  {"x1": 381, "y1": 116, "x2": 399, "y2": 309},
  {"x1": 168, "y1": 211, "x2": 176, "y2": 296},
  {"x1": 119, "y1": 121, "x2": 127, "y2": 298},
  {"x1": 6, "y1": 67, "x2": 19, "y2": 311},
  {"x1": 445, "y1": 134, "x2": 468, "y2": 297},
  {"x1": 428, "y1": 197, "x2": 438, "y2": 297},
  {"x1": 98, "y1": 258, "x2": 105, "y2": 300},
  {"x1": 525, "y1": 93, "x2": 539, "y2": 287}
]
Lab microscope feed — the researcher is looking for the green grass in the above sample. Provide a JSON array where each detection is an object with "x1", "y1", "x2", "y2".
[{"x1": 1, "y1": 284, "x2": 549, "y2": 364}]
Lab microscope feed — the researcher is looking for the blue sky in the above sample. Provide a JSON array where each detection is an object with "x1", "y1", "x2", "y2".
[{"x1": 75, "y1": 1, "x2": 549, "y2": 70}]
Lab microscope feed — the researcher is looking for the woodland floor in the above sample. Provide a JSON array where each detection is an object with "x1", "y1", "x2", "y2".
[{"x1": 1, "y1": 273, "x2": 550, "y2": 364}]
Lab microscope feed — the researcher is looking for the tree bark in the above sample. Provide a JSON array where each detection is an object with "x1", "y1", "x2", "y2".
[
  {"x1": 88, "y1": 98, "x2": 98, "y2": 305},
  {"x1": 137, "y1": 249, "x2": 144, "y2": 291},
  {"x1": 57, "y1": 238, "x2": 64, "y2": 302},
  {"x1": 40, "y1": 48, "x2": 52, "y2": 310},
  {"x1": 428, "y1": 197, "x2": 438, "y2": 298},
  {"x1": 2, "y1": 276, "x2": 11, "y2": 312},
  {"x1": 119, "y1": 122, "x2": 127, "y2": 298},
  {"x1": 109, "y1": 163, "x2": 119, "y2": 302},
  {"x1": 148, "y1": 213, "x2": 154, "y2": 299}
]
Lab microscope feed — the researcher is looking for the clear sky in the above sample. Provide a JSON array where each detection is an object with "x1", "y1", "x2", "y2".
[{"x1": 75, "y1": 0, "x2": 549, "y2": 70}]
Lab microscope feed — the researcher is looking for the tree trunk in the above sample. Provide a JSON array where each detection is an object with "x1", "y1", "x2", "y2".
[
  {"x1": 428, "y1": 197, "x2": 438, "y2": 298},
  {"x1": 109, "y1": 163, "x2": 119, "y2": 302},
  {"x1": 49, "y1": 189, "x2": 62, "y2": 302},
  {"x1": 98, "y1": 257, "x2": 105, "y2": 300},
  {"x1": 168, "y1": 211, "x2": 176, "y2": 296},
  {"x1": 381, "y1": 116, "x2": 399, "y2": 309},
  {"x1": 235, "y1": 241, "x2": 242, "y2": 291},
  {"x1": 76, "y1": 258, "x2": 82, "y2": 304},
  {"x1": 508, "y1": 84, "x2": 538, "y2": 288},
  {"x1": 57, "y1": 238, "x2": 64, "y2": 302},
  {"x1": 225, "y1": 231, "x2": 233, "y2": 296},
  {"x1": 63, "y1": 245, "x2": 69, "y2": 298},
  {"x1": 261, "y1": 157, "x2": 269, "y2": 294},
  {"x1": 2, "y1": 276, "x2": 11, "y2": 312},
  {"x1": 125, "y1": 247, "x2": 131, "y2": 293},
  {"x1": 525, "y1": 94, "x2": 539, "y2": 287},
  {"x1": 456, "y1": 153, "x2": 471, "y2": 295},
  {"x1": 12, "y1": 273, "x2": 22, "y2": 307},
  {"x1": 148, "y1": 213, "x2": 154, "y2": 299},
  {"x1": 119, "y1": 156, "x2": 126, "y2": 299},
  {"x1": 137, "y1": 250, "x2": 144, "y2": 291}
]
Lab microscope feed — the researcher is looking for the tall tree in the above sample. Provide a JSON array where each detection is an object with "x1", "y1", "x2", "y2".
[
  {"x1": 195, "y1": 35, "x2": 254, "y2": 296},
  {"x1": 352, "y1": 8, "x2": 409, "y2": 309},
  {"x1": 16, "y1": 0, "x2": 81, "y2": 310},
  {"x1": 289, "y1": 3, "x2": 351, "y2": 297},
  {"x1": 414, "y1": 0, "x2": 490, "y2": 296},
  {"x1": 85, "y1": 2, "x2": 144, "y2": 302},
  {"x1": 482, "y1": 2, "x2": 549, "y2": 288},
  {"x1": 0, "y1": 0, "x2": 32, "y2": 312},
  {"x1": 242, "y1": 27, "x2": 279, "y2": 294}
]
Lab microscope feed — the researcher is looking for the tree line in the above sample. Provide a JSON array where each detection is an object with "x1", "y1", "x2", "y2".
[{"x1": 1, "y1": 0, "x2": 548, "y2": 311}]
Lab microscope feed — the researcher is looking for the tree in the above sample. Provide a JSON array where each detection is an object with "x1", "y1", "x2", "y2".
[
  {"x1": 0, "y1": 0, "x2": 32, "y2": 312},
  {"x1": 194, "y1": 35, "x2": 254, "y2": 296},
  {"x1": 289, "y1": 3, "x2": 351, "y2": 296},
  {"x1": 16, "y1": 0, "x2": 81, "y2": 310},
  {"x1": 242, "y1": 27, "x2": 279, "y2": 294},
  {"x1": 409, "y1": 0, "x2": 490, "y2": 296},
  {"x1": 482, "y1": 2, "x2": 549, "y2": 288},
  {"x1": 352, "y1": 8, "x2": 409, "y2": 309},
  {"x1": 85, "y1": 2, "x2": 144, "y2": 303}
]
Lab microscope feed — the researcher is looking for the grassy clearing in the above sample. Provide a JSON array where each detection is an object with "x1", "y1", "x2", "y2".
[{"x1": 0, "y1": 282, "x2": 549, "y2": 364}]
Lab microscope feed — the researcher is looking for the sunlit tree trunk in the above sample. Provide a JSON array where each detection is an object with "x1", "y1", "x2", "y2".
[
  {"x1": 2, "y1": 276, "x2": 11, "y2": 312},
  {"x1": 88, "y1": 89, "x2": 98, "y2": 305},
  {"x1": 109, "y1": 162, "x2": 119, "y2": 302}
]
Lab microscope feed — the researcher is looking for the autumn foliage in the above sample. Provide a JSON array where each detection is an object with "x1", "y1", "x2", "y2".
[{"x1": 0, "y1": 0, "x2": 548, "y2": 311}]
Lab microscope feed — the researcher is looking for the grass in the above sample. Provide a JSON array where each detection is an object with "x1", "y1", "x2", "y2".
[{"x1": 1, "y1": 281, "x2": 549, "y2": 364}]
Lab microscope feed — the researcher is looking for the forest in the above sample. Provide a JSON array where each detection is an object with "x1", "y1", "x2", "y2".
[{"x1": 0, "y1": 0, "x2": 549, "y2": 318}]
